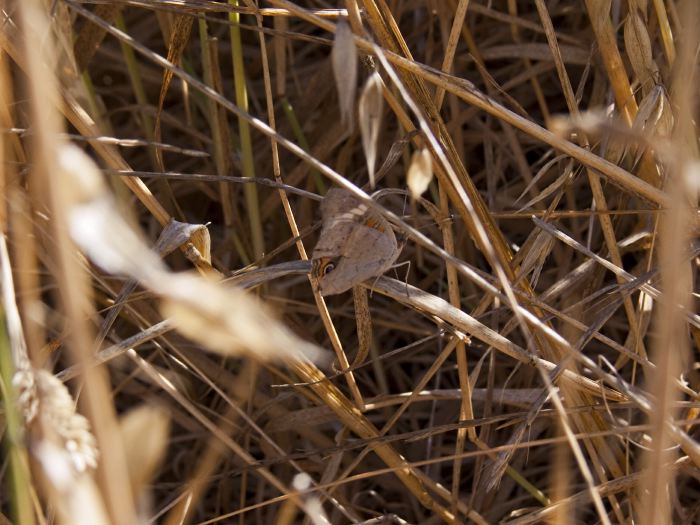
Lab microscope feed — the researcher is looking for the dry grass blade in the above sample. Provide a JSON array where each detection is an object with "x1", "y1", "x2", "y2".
[
  {"x1": 153, "y1": 13, "x2": 194, "y2": 170},
  {"x1": 351, "y1": 286, "x2": 372, "y2": 368},
  {"x1": 158, "y1": 274, "x2": 323, "y2": 362},
  {"x1": 368, "y1": 276, "x2": 623, "y2": 402},
  {"x1": 73, "y1": 3, "x2": 122, "y2": 71}
]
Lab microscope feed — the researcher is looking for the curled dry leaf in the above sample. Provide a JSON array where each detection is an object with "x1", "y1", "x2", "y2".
[
  {"x1": 406, "y1": 147, "x2": 433, "y2": 199},
  {"x1": 331, "y1": 18, "x2": 357, "y2": 129},
  {"x1": 359, "y1": 71, "x2": 384, "y2": 188},
  {"x1": 188, "y1": 224, "x2": 211, "y2": 264},
  {"x1": 156, "y1": 219, "x2": 210, "y2": 260},
  {"x1": 157, "y1": 218, "x2": 214, "y2": 274}
]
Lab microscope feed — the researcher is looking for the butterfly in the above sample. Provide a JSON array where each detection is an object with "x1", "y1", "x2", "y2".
[{"x1": 311, "y1": 188, "x2": 403, "y2": 296}]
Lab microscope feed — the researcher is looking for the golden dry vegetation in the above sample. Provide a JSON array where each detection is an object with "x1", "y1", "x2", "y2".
[{"x1": 1, "y1": 1, "x2": 700, "y2": 524}]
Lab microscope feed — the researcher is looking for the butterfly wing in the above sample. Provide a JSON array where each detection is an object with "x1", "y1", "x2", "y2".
[
  {"x1": 316, "y1": 222, "x2": 400, "y2": 296},
  {"x1": 318, "y1": 225, "x2": 396, "y2": 295},
  {"x1": 312, "y1": 188, "x2": 402, "y2": 296},
  {"x1": 319, "y1": 188, "x2": 360, "y2": 221},
  {"x1": 312, "y1": 189, "x2": 364, "y2": 259}
]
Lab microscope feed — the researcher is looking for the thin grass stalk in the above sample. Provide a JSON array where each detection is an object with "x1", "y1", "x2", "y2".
[
  {"x1": 79, "y1": 71, "x2": 112, "y2": 135},
  {"x1": 199, "y1": 16, "x2": 250, "y2": 266},
  {"x1": 652, "y1": 0, "x2": 675, "y2": 65},
  {"x1": 162, "y1": 361, "x2": 270, "y2": 525},
  {"x1": 272, "y1": 14, "x2": 287, "y2": 96},
  {"x1": 583, "y1": 0, "x2": 663, "y2": 188},
  {"x1": 292, "y1": 360, "x2": 460, "y2": 524},
  {"x1": 506, "y1": 0, "x2": 551, "y2": 123},
  {"x1": 115, "y1": 13, "x2": 159, "y2": 171},
  {"x1": 431, "y1": 4, "x2": 478, "y2": 509},
  {"x1": 228, "y1": 0, "x2": 264, "y2": 260},
  {"x1": 0, "y1": 313, "x2": 35, "y2": 525},
  {"x1": 65, "y1": 1, "x2": 675, "y2": 216},
  {"x1": 264, "y1": 0, "x2": 672, "y2": 207},
  {"x1": 281, "y1": 98, "x2": 325, "y2": 194},
  {"x1": 259, "y1": 10, "x2": 677, "y2": 430},
  {"x1": 0, "y1": 52, "x2": 46, "y2": 366},
  {"x1": 369, "y1": 37, "x2": 605, "y2": 505}
]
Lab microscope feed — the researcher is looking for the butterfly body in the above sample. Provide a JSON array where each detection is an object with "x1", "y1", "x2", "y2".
[{"x1": 311, "y1": 189, "x2": 402, "y2": 296}]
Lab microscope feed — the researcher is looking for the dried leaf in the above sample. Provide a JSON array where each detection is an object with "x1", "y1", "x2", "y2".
[
  {"x1": 157, "y1": 219, "x2": 212, "y2": 269},
  {"x1": 406, "y1": 147, "x2": 433, "y2": 199},
  {"x1": 654, "y1": 90, "x2": 674, "y2": 138},
  {"x1": 359, "y1": 72, "x2": 384, "y2": 188},
  {"x1": 352, "y1": 286, "x2": 371, "y2": 367},
  {"x1": 73, "y1": 4, "x2": 121, "y2": 71},
  {"x1": 331, "y1": 19, "x2": 357, "y2": 129},
  {"x1": 517, "y1": 231, "x2": 555, "y2": 283},
  {"x1": 154, "y1": 14, "x2": 194, "y2": 168},
  {"x1": 634, "y1": 85, "x2": 674, "y2": 138},
  {"x1": 156, "y1": 219, "x2": 210, "y2": 258},
  {"x1": 624, "y1": 9, "x2": 657, "y2": 92}
]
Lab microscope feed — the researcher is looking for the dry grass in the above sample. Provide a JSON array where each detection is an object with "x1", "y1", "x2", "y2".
[{"x1": 1, "y1": 0, "x2": 700, "y2": 523}]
